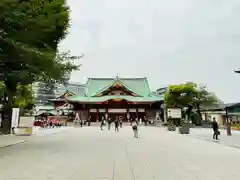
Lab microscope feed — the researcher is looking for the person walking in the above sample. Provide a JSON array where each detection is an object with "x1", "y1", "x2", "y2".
[
  {"x1": 115, "y1": 117, "x2": 119, "y2": 132},
  {"x1": 100, "y1": 117, "x2": 105, "y2": 130},
  {"x1": 135, "y1": 117, "x2": 139, "y2": 126},
  {"x1": 107, "y1": 117, "x2": 112, "y2": 130},
  {"x1": 212, "y1": 117, "x2": 219, "y2": 140},
  {"x1": 144, "y1": 116, "x2": 148, "y2": 126},
  {"x1": 119, "y1": 117, "x2": 123, "y2": 128},
  {"x1": 87, "y1": 116, "x2": 91, "y2": 126},
  {"x1": 132, "y1": 121, "x2": 139, "y2": 138},
  {"x1": 80, "y1": 120, "x2": 83, "y2": 127}
]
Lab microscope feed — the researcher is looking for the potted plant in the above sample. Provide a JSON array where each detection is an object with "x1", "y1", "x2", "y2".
[
  {"x1": 167, "y1": 120, "x2": 176, "y2": 131},
  {"x1": 179, "y1": 118, "x2": 190, "y2": 134}
]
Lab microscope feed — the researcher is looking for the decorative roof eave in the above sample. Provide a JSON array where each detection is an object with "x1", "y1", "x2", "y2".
[
  {"x1": 66, "y1": 95, "x2": 163, "y2": 104},
  {"x1": 56, "y1": 103, "x2": 73, "y2": 110},
  {"x1": 55, "y1": 90, "x2": 75, "y2": 100},
  {"x1": 67, "y1": 100, "x2": 161, "y2": 104},
  {"x1": 93, "y1": 78, "x2": 142, "y2": 97}
]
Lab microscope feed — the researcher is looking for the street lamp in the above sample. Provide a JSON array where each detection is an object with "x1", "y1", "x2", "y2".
[{"x1": 226, "y1": 69, "x2": 240, "y2": 135}]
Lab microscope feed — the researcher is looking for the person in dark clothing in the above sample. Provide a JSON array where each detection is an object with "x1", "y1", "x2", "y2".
[
  {"x1": 119, "y1": 117, "x2": 123, "y2": 128},
  {"x1": 100, "y1": 118, "x2": 105, "y2": 130},
  {"x1": 49, "y1": 121, "x2": 53, "y2": 128},
  {"x1": 144, "y1": 116, "x2": 148, "y2": 126},
  {"x1": 80, "y1": 120, "x2": 83, "y2": 127},
  {"x1": 115, "y1": 117, "x2": 119, "y2": 132},
  {"x1": 87, "y1": 116, "x2": 91, "y2": 126},
  {"x1": 212, "y1": 118, "x2": 219, "y2": 140}
]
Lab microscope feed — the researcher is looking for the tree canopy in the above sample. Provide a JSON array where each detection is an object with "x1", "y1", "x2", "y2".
[
  {"x1": 164, "y1": 82, "x2": 217, "y2": 122},
  {"x1": 0, "y1": 0, "x2": 79, "y2": 97},
  {"x1": 14, "y1": 84, "x2": 34, "y2": 110},
  {"x1": 0, "y1": 0, "x2": 80, "y2": 133}
]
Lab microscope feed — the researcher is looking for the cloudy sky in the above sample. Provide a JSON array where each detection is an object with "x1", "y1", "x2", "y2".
[{"x1": 59, "y1": 0, "x2": 240, "y2": 102}]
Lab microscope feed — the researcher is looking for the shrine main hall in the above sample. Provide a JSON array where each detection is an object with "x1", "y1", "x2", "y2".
[{"x1": 51, "y1": 77, "x2": 164, "y2": 122}]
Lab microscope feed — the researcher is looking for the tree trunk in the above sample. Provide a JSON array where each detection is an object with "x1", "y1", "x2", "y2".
[
  {"x1": 186, "y1": 106, "x2": 193, "y2": 123},
  {"x1": 196, "y1": 104, "x2": 203, "y2": 125},
  {"x1": 0, "y1": 81, "x2": 17, "y2": 134},
  {"x1": 0, "y1": 106, "x2": 12, "y2": 134}
]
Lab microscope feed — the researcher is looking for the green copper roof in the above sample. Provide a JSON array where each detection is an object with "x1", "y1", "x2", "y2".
[
  {"x1": 85, "y1": 77, "x2": 151, "y2": 97},
  {"x1": 67, "y1": 95, "x2": 163, "y2": 103}
]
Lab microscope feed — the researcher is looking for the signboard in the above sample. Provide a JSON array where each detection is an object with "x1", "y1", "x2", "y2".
[
  {"x1": 99, "y1": 109, "x2": 106, "y2": 112},
  {"x1": 19, "y1": 116, "x2": 34, "y2": 127},
  {"x1": 11, "y1": 108, "x2": 20, "y2": 128},
  {"x1": 89, "y1": 109, "x2": 97, "y2": 112},
  {"x1": 167, "y1": 108, "x2": 182, "y2": 119},
  {"x1": 129, "y1": 109, "x2": 136, "y2": 112},
  {"x1": 138, "y1": 108, "x2": 145, "y2": 112},
  {"x1": 108, "y1": 109, "x2": 127, "y2": 113}
]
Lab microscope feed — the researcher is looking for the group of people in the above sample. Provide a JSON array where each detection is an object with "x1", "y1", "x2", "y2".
[
  {"x1": 100, "y1": 116, "x2": 139, "y2": 138},
  {"x1": 33, "y1": 117, "x2": 62, "y2": 128},
  {"x1": 75, "y1": 120, "x2": 91, "y2": 127},
  {"x1": 100, "y1": 116, "x2": 123, "y2": 132}
]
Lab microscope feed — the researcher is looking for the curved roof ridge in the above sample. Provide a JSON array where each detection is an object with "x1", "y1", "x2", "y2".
[
  {"x1": 118, "y1": 79, "x2": 143, "y2": 97},
  {"x1": 84, "y1": 78, "x2": 92, "y2": 96},
  {"x1": 142, "y1": 78, "x2": 151, "y2": 96},
  {"x1": 92, "y1": 79, "x2": 143, "y2": 97},
  {"x1": 91, "y1": 79, "x2": 116, "y2": 97}
]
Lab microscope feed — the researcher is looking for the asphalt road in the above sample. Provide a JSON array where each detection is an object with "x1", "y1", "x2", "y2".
[{"x1": 0, "y1": 126, "x2": 240, "y2": 180}]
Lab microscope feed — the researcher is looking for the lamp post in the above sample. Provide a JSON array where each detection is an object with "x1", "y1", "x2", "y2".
[{"x1": 227, "y1": 69, "x2": 240, "y2": 135}]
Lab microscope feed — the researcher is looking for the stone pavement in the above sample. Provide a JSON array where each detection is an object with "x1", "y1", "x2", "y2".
[
  {"x1": 187, "y1": 128, "x2": 240, "y2": 149},
  {"x1": 0, "y1": 126, "x2": 240, "y2": 180},
  {"x1": 0, "y1": 127, "x2": 69, "y2": 148}
]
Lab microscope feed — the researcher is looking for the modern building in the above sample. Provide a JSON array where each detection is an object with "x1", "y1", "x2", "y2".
[
  {"x1": 50, "y1": 77, "x2": 164, "y2": 121},
  {"x1": 32, "y1": 82, "x2": 57, "y2": 106},
  {"x1": 201, "y1": 102, "x2": 240, "y2": 127},
  {"x1": 156, "y1": 87, "x2": 168, "y2": 96},
  {"x1": 32, "y1": 82, "x2": 85, "y2": 106},
  {"x1": 55, "y1": 83, "x2": 86, "y2": 97}
]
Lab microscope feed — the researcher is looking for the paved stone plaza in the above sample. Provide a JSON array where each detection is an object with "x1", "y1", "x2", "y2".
[
  {"x1": 188, "y1": 128, "x2": 240, "y2": 149},
  {"x1": 0, "y1": 126, "x2": 240, "y2": 180}
]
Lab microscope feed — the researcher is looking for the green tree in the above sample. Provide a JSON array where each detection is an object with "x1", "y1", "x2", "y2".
[
  {"x1": 164, "y1": 82, "x2": 217, "y2": 124},
  {"x1": 0, "y1": 0, "x2": 79, "y2": 133},
  {"x1": 192, "y1": 86, "x2": 217, "y2": 122},
  {"x1": 0, "y1": 82, "x2": 5, "y2": 98},
  {"x1": 14, "y1": 84, "x2": 34, "y2": 110}
]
